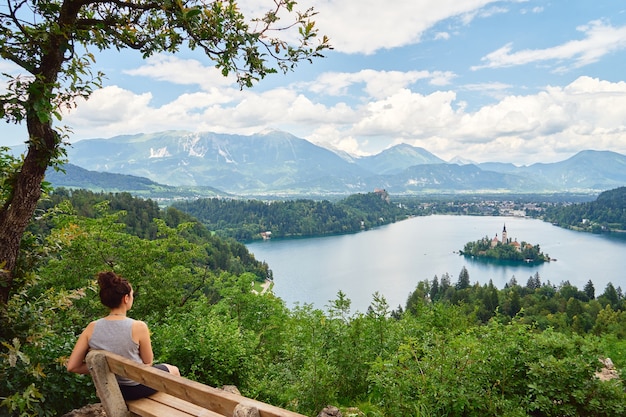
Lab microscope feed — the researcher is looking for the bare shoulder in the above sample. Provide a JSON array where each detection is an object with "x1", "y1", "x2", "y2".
[
  {"x1": 82, "y1": 320, "x2": 98, "y2": 337},
  {"x1": 132, "y1": 319, "x2": 150, "y2": 333},
  {"x1": 131, "y1": 319, "x2": 152, "y2": 346}
]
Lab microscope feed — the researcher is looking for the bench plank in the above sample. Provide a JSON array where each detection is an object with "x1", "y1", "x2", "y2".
[
  {"x1": 104, "y1": 356, "x2": 238, "y2": 415},
  {"x1": 128, "y1": 392, "x2": 224, "y2": 417},
  {"x1": 129, "y1": 392, "x2": 224, "y2": 417},
  {"x1": 86, "y1": 350, "x2": 306, "y2": 417},
  {"x1": 128, "y1": 398, "x2": 190, "y2": 417}
]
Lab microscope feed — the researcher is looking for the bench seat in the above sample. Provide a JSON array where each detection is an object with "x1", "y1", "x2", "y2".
[
  {"x1": 127, "y1": 392, "x2": 225, "y2": 417},
  {"x1": 86, "y1": 350, "x2": 305, "y2": 417}
]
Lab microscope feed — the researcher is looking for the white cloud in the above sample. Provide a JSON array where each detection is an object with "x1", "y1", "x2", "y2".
[
  {"x1": 309, "y1": 69, "x2": 455, "y2": 99},
  {"x1": 311, "y1": 75, "x2": 626, "y2": 164},
  {"x1": 64, "y1": 86, "x2": 157, "y2": 136},
  {"x1": 352, "y1": 89, "x2": 459, "y2": 137},
  {"x1": 460, "y1": 5, "x2": 509, "y2": 25},
  {"x1": 307, "y1": 125, "x2": 365, "y2": 156},
  {"x1": 63, "y1": 73, "x2": 626, "y2": 165},
  {"x1": 412, "y1": 76, "x2": 626, "y2": 163},
  {"x1": 463, "y1": 82, "x2": 512, "y2": 92},
  {"x1": 124, "y1": 55, "x2": 237, "y2": 88},
  {"x1": 294, "y1": 0, "x2": 506, "y2": 54},
  {"x1": 472, "y1": 20, "x2": 626, "y2": 70}
]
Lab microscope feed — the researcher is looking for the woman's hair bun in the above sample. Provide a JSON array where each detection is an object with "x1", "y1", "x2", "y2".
[
  {"x1": 97, "y1": 271, "x2": 131, "y2": 309},
  {"x1": 97, "y1": 271, "x2": 120, "y2": 289}
]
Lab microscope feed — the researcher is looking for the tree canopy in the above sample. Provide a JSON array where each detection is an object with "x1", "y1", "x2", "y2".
[
  {"x1": 171, "y1": 191, "x2": 410, "y2": 241},
  {"x1": 0, "y1": 0, "x2": 330, "y2": 304},
  {"x1": 542, "y1": 187, "x2": 626, "y2": 233}
]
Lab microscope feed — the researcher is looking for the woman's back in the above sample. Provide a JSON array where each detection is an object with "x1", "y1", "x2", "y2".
[{"x1": 89, "y1": 317, "x2": 142, "y2": 386}]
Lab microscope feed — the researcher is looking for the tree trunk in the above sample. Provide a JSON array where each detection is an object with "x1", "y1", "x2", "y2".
[
  {"x1": 0, "y1": 124, "x2": 56, "y2": 304},
  {"x1": 0, "y1": 1, "x2": 75, "y2": 305},
  {"x1": 0, "y1": 57, "x2": 62, "y2": 304}
]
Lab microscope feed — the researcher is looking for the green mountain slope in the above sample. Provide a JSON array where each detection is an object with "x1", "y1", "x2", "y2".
[{"x1": 542, "y1": 186, "x2": 626, "y2": 232}]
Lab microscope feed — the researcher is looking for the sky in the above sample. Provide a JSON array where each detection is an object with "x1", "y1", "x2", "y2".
[{"x1": 2, "y1": 0, "x2": 626, "y2": 165}]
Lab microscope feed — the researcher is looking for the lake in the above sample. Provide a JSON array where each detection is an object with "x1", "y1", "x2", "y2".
[{"x1": 246, "y1": 215, "x2": 626, "y2": 313}]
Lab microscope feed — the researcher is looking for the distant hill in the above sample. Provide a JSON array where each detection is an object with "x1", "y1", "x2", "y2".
[
  {"x1": 476, "y1": 162, "x2": 519, "y2": 173},
  {"x1": 355, "y1": 143, "x2": 445, "y2": 175},
  {"x1": 44, "y1": 130, "x2": 626, "y2": 196},
  {"x1": 520, "y1": 150, "x2": 626, "y2": 190},
  {"x1": 46, "y1": 163, "x2": 162, "y2": 191},
  {"x1": 542, "y1": 186, "x2": 626, "y2": 232},
  {"x1": 45, "y1": 163, "x2": 227, "y2": 200},
  {"x1": 479, "y1": 151, "x2": 626, "y2": 190},
  {"x1": 372, "y1": 163, "x2": 543, "y2": 193}
]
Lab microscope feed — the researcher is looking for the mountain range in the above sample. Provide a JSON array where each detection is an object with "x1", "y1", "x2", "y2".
[{"x1": 42, "y1": 130, "x2": 626, "y2": 196}]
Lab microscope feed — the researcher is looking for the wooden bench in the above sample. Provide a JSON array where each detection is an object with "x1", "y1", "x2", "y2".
[{"x1": 85, "y1": 350, "x2": 306, "y2": 417}]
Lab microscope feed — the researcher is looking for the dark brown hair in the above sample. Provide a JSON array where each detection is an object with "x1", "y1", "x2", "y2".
[{"x1": 97, "y1": 271, "x2": 131, "y2": 309}]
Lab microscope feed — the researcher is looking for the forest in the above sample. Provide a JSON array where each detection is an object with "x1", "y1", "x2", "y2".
[
  {"x1": 541, "y1": 187, "x2": 626, "y2": 233},
  {"x1": 171, "y1": 187, "x2": 626, "y2": 243},
  {"x1": 171, "y1": 190, "x2": 410, "y2": 241},
  {"x1": 1, "y1": 189, "x2": 625, "y2": 417}
]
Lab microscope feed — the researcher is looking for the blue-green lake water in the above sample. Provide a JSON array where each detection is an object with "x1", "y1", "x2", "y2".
[{"x1": 246, "y1": 215, "x2": 626, "y2": 313}]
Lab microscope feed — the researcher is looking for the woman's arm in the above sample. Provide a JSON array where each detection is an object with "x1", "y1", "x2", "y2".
[
  {"x1": 133, "y1": 320, "x2": 154, "y2": 365},
  {"x1": 67, "y1": 322, "x2": 95, "y2": 374}
]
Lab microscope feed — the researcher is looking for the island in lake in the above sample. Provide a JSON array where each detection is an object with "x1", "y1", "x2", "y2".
[{"x1": 460, "y1": 224, "x2": 550, "y2": 263}]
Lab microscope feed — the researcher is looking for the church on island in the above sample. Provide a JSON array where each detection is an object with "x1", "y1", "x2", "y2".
[
  {"x1": 461, "y1": 224, "x2": 550, "y2": 263},
  {"x1": 490, "y1": 224, "x2": 527, "y2": 252}
]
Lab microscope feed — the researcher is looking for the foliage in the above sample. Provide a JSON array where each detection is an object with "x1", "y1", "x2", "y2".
[
  {"x1": 1, "y1": 198, "x2": 274, "y2": 416},
  {"x1": 542, "y1": 187, "x2": 626, "y2": 232},
  {"x1": 461, "y1": 235, "x2": 550, "y2": 262},
  {"x1": 0, "y1": 247, "x2": 97, "y2": 416},
  {"x1": 368, "y1": 317, "x2": 625, "y2": 417},
  {"x1": 153, "y1": 299, "x2": 259, "y2": 387},
  {"x1": 32, "y1": 189, "x2": 272, "y2": 282},
  {"x1": 35, "y1": 188, "x2": 162, "y2": 239},
  {"x1": 1, "y1": 198, "x2": 625, "y2": 416},
  {"x1": 0, "y1": 148, "x2": 22, "y2": 208},
  {"x1": 405, "y1": 268, "x2": 625, "y2": 330},
  {"x1": 172, "y1": 191, "x2": 410, "y2": 241}
]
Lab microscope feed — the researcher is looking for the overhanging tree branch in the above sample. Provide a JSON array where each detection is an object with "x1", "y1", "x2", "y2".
[{"x1": 0, "y1": 0, "x2": 330, "y2": 305}]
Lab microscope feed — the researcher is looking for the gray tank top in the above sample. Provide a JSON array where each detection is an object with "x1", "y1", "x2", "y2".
[{"x1": 89, "y1": 318, "x2": 143, "y2": 386}]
